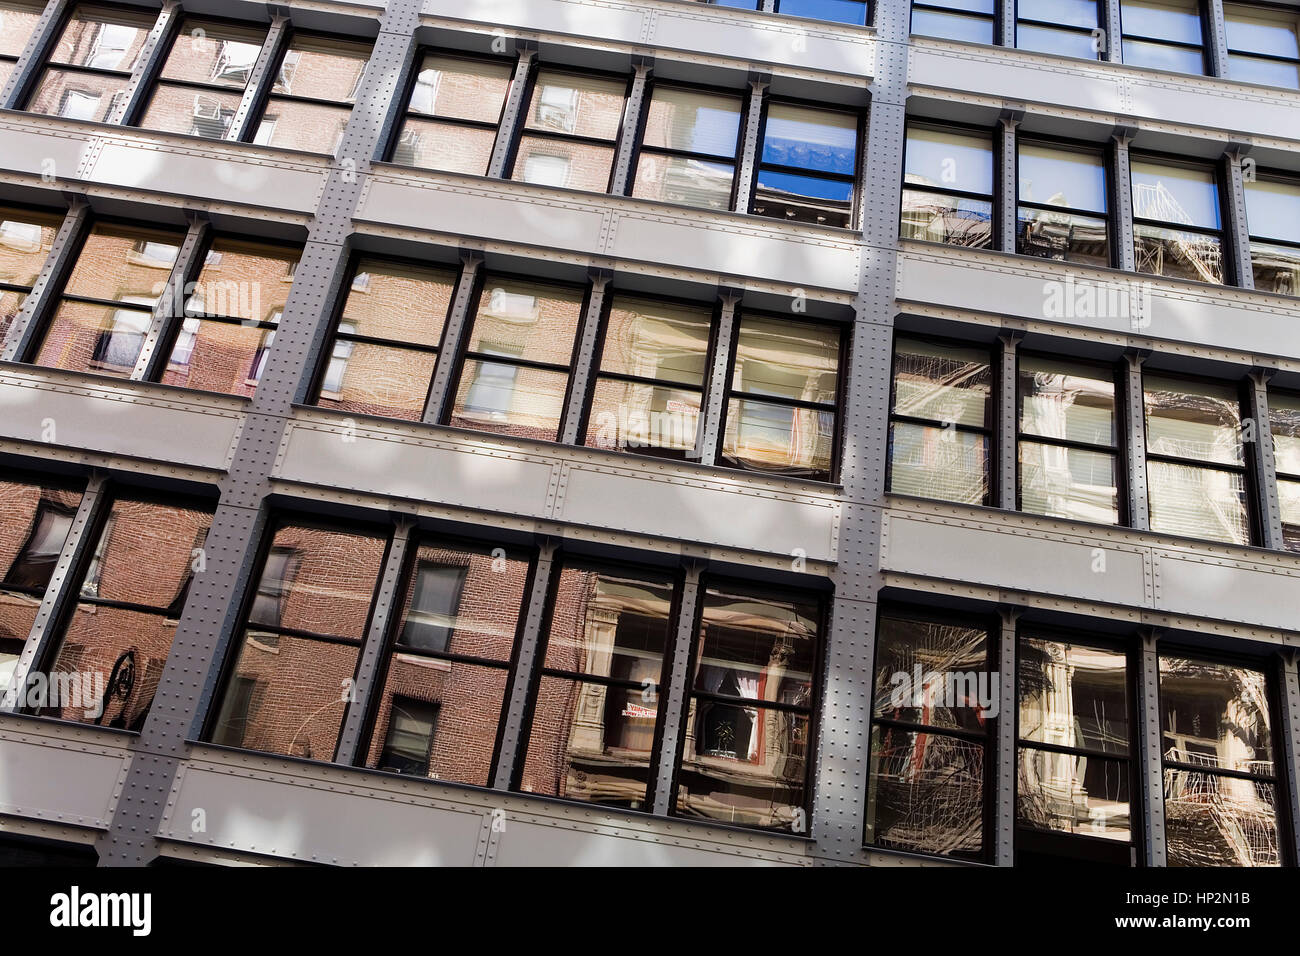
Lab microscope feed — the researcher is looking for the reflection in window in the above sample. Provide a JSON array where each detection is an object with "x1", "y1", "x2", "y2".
[
  {"x1": 1243, "y1": 175, "x2": 1300, "y2": 296},
  {"x1": 675, "y1": 584, "x2": 822, "y2": 832},
  {"x1": 888, "y1": 337, "x2": 992, "y2": 504},
  {"x1": 632, "y1": 86, "x2": 744, "y2": 211},
  {"x1": 391, "y1": 53, "x2": 512, "y2": 176},
  {"x1": 1131, "y1": 159, "x2": 1224, "y2": 284},
  {"x1": 24, "y1": 5, "x2": 154, "y2": 122},
  {"x1": 911, "y1": 0, "x2": 996, "y2": 44},
  {"x1": 0, "y1": 205, "x2": 62, "y2": 341},
  {"x1": 1017, "y1": 0, "x2": 1103, "y2": 59},
  {"x1": 774, "y1": 0, "x2": 870, "y2": 24},
  {"x1": 751, "y1": 103, "x2": 859, "y2": 227},
  {"x1": 866, "y1": 612, "x2": 991, "y2": 860},
  {"x1": 1017, "y1": 141, "x2": 1110, "y2": 267},
  {"x1": 1159, "y1": 654, "x2": 1280, "y2": 866},
  {"x1": 0, "y1": 1, "x2": 43, "y2": 88},
  {"x1": 250, "y1": 35, "x2": 370, "y2": 153},
  {"x1": 510, "y1": 71, "x2": 628, "y2": 193},
  {"x1": 1225, "y1": 3, "x2": 1300, "y2": 88},
  {"x1": 1269, "y1": 391, "x2": 1300, "y2": 552},
  {"x1": 901, "y1": 122, "x2": 994, "y2": 248},
  {"x1": 1120, "y1": 0, "x2": 1206, "y2": 74}
]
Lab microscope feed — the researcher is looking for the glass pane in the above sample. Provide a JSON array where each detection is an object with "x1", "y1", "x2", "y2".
[
  {"x1": 732, "y1": 315, "x2": 840, "y2": 402},
  {"x1": 1019, "y1": 144, "x2": 1107, "y2": 212},
  {"x1": 1121, "y1": 0, "x2": 1203, "y2": 44},
  {"x1": 0, "y1": 207, "x2": 62, "y2": 287},
  {"x1": 246, "y1": 525, "x2": 386, "y2": 639},
  {"x1": 888, "y1": 421, "x2": 989, "y2": 504},
  {"x1": 1225, "y1": 4, "x2": 1299, "y2": 58},
  {"x1": 524, "y1": 71, "x2": 625, "y2": 140},
  {"x1": 1244, "y1": 178, "x2": 1300, "y2": 245},
  {"x1": 1279, "y1": 479, "x2": 1300, "y2": 552},
  {"x1": 911, "y1": 8, "x2": 996, "y2": 43},
  {"x1": 521, "y1": 675, "x2": 656, "y2": 809},
  {"x1": 138, "y1": 82, "x2": 240, "y2": 139},
  {"x1": 1121, "y1": 37, "x2": 1206, "y2": 73},
  {"x1": 392, "y1": 118, "x2": 496, "y2": 175},
  {"x1": 160, "y1": 318, "x2": 270, "y2": 397},
  {"x1": 1249, "y1": 240, "x2": 1300, "y2": 295},
  {"x1": 543, "y1": 565, "x2": 673, "y2": 678},
  {"x1": 927, "y1": 0, "x2": 996, "y2": 13},
  {"x1": 1020, "y1": 441, "x2": 1119, "y2": 523},
  {"x1": 1017, "y1": 23, "x2": 1103, "y2": 59},
  {"x1": 777, "y1": 0, "x2": 869, "y2": 24},
  {"x1": 273, "y1": 36, "x2": 369, "y2": 102},
  {"x1": 34, "y1": 300, "x2": 153, "y2": 377},
  {"x1": 892, "y1": 338, "x2": 990, "y2": 427},
  {"x1": 79, "y1": 499, "x2": 210, "y2": 608},
  {"x1": 1020, "y1": 0, "x2": 1099, "y2": 29},
  {"x1": 465, "y1": 279, "x2": 584, "y2": 367},
  {"x1": 510, "y1": 135, "x2": 615, "y2": 192},
  {"x1": 0, "y1": 590, "x2": 41, "y2": 651},
  {"x1": 1019, "y1": 637, "x2": 1129, "y2": 754},
  {"x1": 64, "y1": 224, "x2": 181, "y2": 302},
  {"x1": 761, "y1": 104, "x2": 856, "y2": 176},
  {"x1": 1159, "y1": 655, "x2": 1273, "y2": 774},
  {"x1": 1020, "y1": 356, "x2": 1116, "y2": 445},
  {"x1": 873, "y1": 615, "x2": 990, "y2": 730},
  {"x1": 1131, "y1": 161, "x2": 1220, "y2": 229},
  {"x1": 190, "y1": 239, "x2": 299, "y2": 323},
  {"x1": 449, "y1": 361, "x2": 568, "y2": 441},
  {"x1": 209, "y1": 630, "x2": 359, "y2": 760},
  {"x1": 753, "y1": 169, "x2": 854, "y2": 227},
  {"x1": 1017, "y1": 207, "x2": 1110, "y2": 266},
  {"x1": 1019, "y1": 747, "x2": 1130, "y2": 840},
  {"x1": 1165, "y1": 771, "x2": 1280, "y2": 866},
  {"x1": 677, "y1": 700, "x2": 810, "y2": 830},
  {"x1": 866, "y1": 725, "x2": 985, "y2": 858},
  {"x1": 0, "y1": 2, "x2": 43, "y2": 58},
  {"x1": 632, "y1": 153, "x2": 734, "y2": 210},
  {"x1": 340, "y1": 258, "x2": 454, "y2": 347},
  {"x1": 901, "y1": 189, "x2": 994, "y2": 247},
  {"x1": 586, "y1": 377, "x2": 701, "y2": 456},
  {"x1": 363, "y1": 660, "x2": 508, "y2": 787},
  {"x1": 407, "y1": 55, "x2": 511, "y2": 122},
  {"x1": 394, "y1": 541, "x2": 528, "y2": 661},
  {"x1": 0, "y1": 60, "x2": 11, "y2": 90},
  {"x1": 693, "y1": 586, "x2": 819, "y2": 704},
  {"x1": 1270, "y1": 392, "x2": 1300, "y2": 475},
  {"x1": 27, "y1": 68, "x2": 129, "y2": 121},
  {"x1": 1227, "y1": 53, "x2": 1300, "y2": 88},
  {"x1": 599, "y1": 296, "x2": 710, "y2": 387},
  {"x1": 1148, "y1": 460, "x2": 1249, "y2": 544},
  {"x1": 0, "y1": 289, "x2": 25, "y2": 343},
  {"x1": 49, "y1": 6, "x2": 154, "y2": 70},
  {"x1": 721, "y1": 398, "x2": 836, "y2": 481},
  {"x1": 252, "y1": 98, "x2": 351, "y2": 154},
  {"x1": 1144, "y1": 376, "x2": 1242, "y2": 465},
  {"x1": 314, "y1": 342, "x2": 437, "y2": 422},
  {"x1": 1134, "y1": 223, "x2": 1224, "y2": 283},
  {"x1": 0, "y1": 479, "x2": 82, "y2": 592},
  {"x1": 641, "y1": 88, "x2": 742, "y2": 158},
  {"x1": 158, "y1": 22, "x2": 266, "y2": 90},
  {"x1": 905, "y1": 126, "x2": 993, "y2": 195}
]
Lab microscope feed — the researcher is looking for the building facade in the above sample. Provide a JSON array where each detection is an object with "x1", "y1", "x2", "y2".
[{"x1": 0, "y1": 0, "x2": 1297, "y2": 867}]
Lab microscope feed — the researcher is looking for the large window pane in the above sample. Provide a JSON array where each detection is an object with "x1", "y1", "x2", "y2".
[
  {"x1": 1019, "y1": 144, "x2": 1107, "y2": 212},
  {"x1": 889, "y1": 421, "x2": 989, "y2": 503},
  {"x1": 1144, "y1": 376, "x2": 1242, "y2": 466},
  {"x1": 1020, "y1": 442, "x2": 1118, "y2": 523},
  {"x1": 732, "y1": 314, "x2": 840, "y2": 402},
  {"x1": 46, "y1": 6, "x2": 153, "y2": 71},
  {"x1": 1159, "y1": 656, "x2": 1272, "y2": 774},
  {"x1": 892, "y1": 338, "x2": 990, "y2": 427},
  {"x1": 0, "y1": 207, "x2": 62, "y2": 288},
  {"x1": 641, "y1": 88, "x2": 741, "y2": 158},
  {"x1": 1020, "y1": 638, "x2": 1128, "y2": 754},
  {"x1": 1019, "y1": 748, "x2": 1130, "y2": 840},
  {"x1": 1020, "y1": 357, "x2": 1116, "y2": 445},
  {"x1": 902, "y1": 190, "x2": 994, "y2": 246},
  {"x1": 63, "y1": 224, "x2": 181, "y2": 302},
  {"x1": 0, "y1": 1, "x2": 43, "y2": 59},
  {"x1": 1147, "y1": 459, "x2": 1249, "y2": 543},
  {"x1": 1244, "y1": 178, "x2": 1300, "y2": 246},
  {"x1": 632, "y1": 154, "x2": 734, "y2": 210},
  {"x1": 406, "y1": 55, "x2": 510, "y2": 122},
  {"x1": 1131, "y1": 161, "x2": 1221, "y2": 230},
  {"x1": 873, "y1": 615, "x2": 990, "y2": 731},
  {"x1": 1017, "y1": 207, "x2": 1110, "y2": 265},
  {"x1": 905, "y1": 126, "x2": 993, "y2": 195},
  {"x1": 1165, "y1": 771, "x2": 1280, "y2": 865},
  {"x1": 1134, "y1": 223, "x2": 1224, "y2": 283},
  {"x1": 912, "y1": 8, "x2": 996, "y2": 43},
  {"x1": 1122, "y1": 0, "x2": 1204, "y2": 45},
  {"x1": 1269, "y1": 392, "x2": 1300, "y2": 475}
]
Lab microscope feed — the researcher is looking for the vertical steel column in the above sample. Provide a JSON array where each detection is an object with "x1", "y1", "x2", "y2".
[
  {"x1": 1223, "y1": 148, "x2": 1256, "y2": 291},
  {"x1": 0, "y1": 0, "x2": 69, "y2": 110},
  {"x1": 0, "y1": 474, "x2": 106, "y2": 712},
  {"x1": 130, "y1": 215, "x2": 210, "y2": 382},
  {"x1": 105, "y1": 0, "x2": 178, "y2": 126},
  {"x1": 491, "y1": 539, "x2": 557, "y2": 790},
  {"x1": 1112, "y1": 129, "x2": 1137, "y2": 273},
  {"x1": 1277, "y1": 650, "x2": 1300, "y2": 867},
  {"x1": 486, "y1": 46, "x2": 536, "y2": 179},
  {"x1": 335, "y1": 520, "x2": 413, "y2": 766},
  {"x1": 422, "y1": 251, "x2": 483, "y2": 425},
  {"x1": 998, "y1": 0, "x2": 1016, "y2": 47},
  {"x1": 997, "y1": 112, "x2": 1021, "y2": 254},
  {"x1": 997, "y1": 332, "x2": 1021, "y2": 510},
  {"x1": 225, "y1": 15, "x2": 289, "y2": 143},
  {"x1": 609, "y1": 60, "x2": 651, "y2": 197},
  {"x1": 1123, "y1": 350, "x2": 1151, "y2": 531},
  {"x1": 0, "y1": 199, "x2": 88, "y2": 363},
  {"x1": 695, "y1": 290, "x2": 740, "y2": 466},
  {"x1": 651, "y1": 562, "x2": 701, "y2": 816},
  {"x1": 1103, "y1": 0, "x2": 1123, "y2": 62},
  {"x1": 1247, "y1": 369, "x2": 1284, "y2": 551},
  {"x1": 1136, "y1": 628, "x2": 1167, "y2": 866},
  {"x1": 732, "y1": 74, "x2": 768, "y2": 215},
  {"x1": 1205, "y1": 0, "x2": 1230, "y2": 78},
  {"x1": 559, "y1": 269, "x2": 610, "y2": 446},
  {"x1": 994, "y1": 605, "x2": 1021, "y2": 866}
]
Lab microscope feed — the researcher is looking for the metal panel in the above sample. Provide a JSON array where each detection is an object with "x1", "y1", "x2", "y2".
[
  {"x1": 1123, "y1": 351, "x2": 1150, "y2": 531},
  {"x1": 226, "y1": 16, "x2": 290, "y2": 144},
  {"x1": 1278, "y1": 651, "x2": 1300, "y2": 867},
  {"x1": 994, "y1": 606, "x2": 1019, "y2": 866},
  {"x1": 0, "y1": 720, "x2": 132, "y2": 828},
  {"x1": 1247, "y1": 370, "x2": 1284, "y2": 551},
  {"x1": 1151, "y1": 550, "x2": 1300, "y2": 631},
  {"x1": 1136, "y1": 630, "x2": 1166, "y2": 866},
  {"x1": 487, "y1": 49, "x2": 535, "y2": 179},
  {"x1": 696, "y1": 291, "x2": 738, "y2": 466},
  {"x1": 651, "y1": 563, "x2": 699, "y2": 816}
]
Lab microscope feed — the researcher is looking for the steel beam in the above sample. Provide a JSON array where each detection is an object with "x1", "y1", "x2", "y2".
[
  {"x1": 610, "y1": 60, "x2": 650, "y2": 197},
  {"x1": 650, "y1": 562, "x2": 701, "y2": 816},
  {"x1": 695, "y1": 290, "x2": 739, "y2": 466},
  {"x1": 994, "y1": 605, "x2": 1021, "y2": 866},
  {"x1": 1247, "y1": 369, "x2": 1284, "y2": 551},
  {"x1": 107, "y1": 0, "x2": 178, "y2": 126},
  {"x1": 1137, "y1": 628, "x2": 1167, "y2": 867},
  {"x1": 1, "y1": 199, "x2": 88, "y2": 364},
  {"x1": 486, "y1": 47, "x2": 536, "y2": 179},
  {"x1": 0, "y1": 0, "x2": 70, "y2": 110},
  {"x1": 132, "y1": 215, "x2": 210, "y2": 382},
  {"x1": 423, "y1": 250, "x2": 483, "y2": 425},
  {"x1": 1123, "y1": 350, "x2": 1150, "y2": 531},
  {"x1": 559, "y1": 270, "x2": 609, "y2": 446},
  {"x1": 226, "y1": 15, "x2": 290, "y2": 144}
]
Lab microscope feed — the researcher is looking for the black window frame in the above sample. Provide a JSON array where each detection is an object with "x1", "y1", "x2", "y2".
[
  {"x1": 910, "y1": 0, "x2": 998, "y2": 44},
  {"x1": 1015, "y1": 133, "x2": 1114, "y2": 267},
  {"x1": 1119, "y1": 0, "x2": 1209, "y2": 74},
  {"x1": 1243, "y1": 168, "x2": 1300, "y2": 296},
  {"x1": 1015, "y1": 0, "x2": 1105, "y2": 60},
  {"x1": 1223, "y1": 0, "x2": 1300, "y2": 88},
  {"x1": 900, "y1": 117, "x2": 998, "y2": 250},
  {"x1": 1129, "y1": 150, "x2": 1230, "y2": 286},
  {"x1": 773, "y1": 0, "x2": 872, "y2": 26}
]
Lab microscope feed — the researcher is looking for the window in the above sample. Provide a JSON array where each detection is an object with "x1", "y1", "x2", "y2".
[
  {"x1": 1017, "y1": 0, "x2": 1103, "y2": 59},
  {"x1": 31, "y1": 495, "x2": 213, "y2": 729},
  {"x1": 1144, "y1": 375, "x2": 1251, "y2": 544},
  {"x1": 0, "y1": 1, "x2": 43, "y2": 88},
  {"x1": 1130, "y1": 159, "x2": 1225, "y2": 284},
  {"x1": 313, "y1": 257, "x2": 456, "y2": 421},
  {"x1": 509, "y1": 70, "x2": 628, "y2": 193},
  {"x1": 751, "y1": 103, "x2": 859, "y2": 227},
  {"x1": 250, "y1": 35, "x2": 370, "y2": 153},
  {"x1": 208, "y1": 522, "x2": 387, "y2": 760},
  {"x1": 0, "y1": 478, "x2": 83, "y2": 691},
  {"x1": 866, "y1": 610, "x2": 993, "y2": 860},
  {"x1": 24, "y1": 5, "x2": 155, "y2": 122},
  {"x1": 136, "y1": 20, "x2": 267, "y2": 140},
  {"x1": 520, "y1": 562, "x2": 677, "y2": 810},
  {"x1": 161, "y1": 238, "x2": 302, "y2": 396},
  {"x1": 583, "y1": 296, "x2": 712, "y2": 459},
  {"x1": 1224, "y1": 2, "x2": 1299, "y2": 88},
  {"x1": 1017, "y1": 141, "x2": 1110, "y2": 266},
  {"x1": 719, "y1": 313, "x2": 843, "y2": 482},
  {"x1": 0, "y1": 205, "x2": 62, "y2": 341},
  {"x1": 674, "y1": 583, "x2": 823, "y2": 832},
  {"x1": 362, "y1": 538, "x2": 531, "y2": 787},
  {"x1": 901, "y1": 122, "x2": 994, "y2": 248},
  {"x1": 1268, "y1": 391, "x2": 1300, "y2": 552},
  {"x1": 1159, "y1": 654, "x2": 1281, "y2": 866},
  {"x1": 391, "y1": 53, "x2": 513, "y2": 175},
  {"x1": 1243, "y1": 174, "x2": 1300, "y2": 295},
  {"x1": 446, "y1": 276, "x2": 585, "y2": 441},
  {"x1": 1018, "y1": 355, "x2": 1121, "y2": 524},
  {"x1": 1017, "y1": 633, "x2": 1133, "y2": 864},
  {"x1": 31, "y1": 222, "x2": 182, "y2": 377},
  {"x1": 1120, "y1": 0, "x2": 1206, "y2": 74},
  {"x1": 911, "y1": 0, "x2": 996, "y2": 44},
  {"x1": 888, "y1": 337, "x2": 993, "y2": 505},
  {"x1": 774, "y1": 0, "x2": 870, "y2": 24},
  {"x1": 632, "y1": 85, "x2": 745, "y2": 211}
]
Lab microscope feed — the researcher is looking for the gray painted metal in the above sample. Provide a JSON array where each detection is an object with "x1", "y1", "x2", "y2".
[
  {"x1": 997, "y1": 115, "x2": 1019, "y2": 255},
  {"x1": 651, "y1": 562, "x2": 701, "y2": 817},
  {"x1": 995, "y1": 605, "x2": 1021, "y2": 866},
  {"x1": 997, "y1": 333, "x2": 1020, "y2": 510},
  {"x1": 131, "y1": 215, "x2": 210, "y2": 382},
  {"x1": 1111, "y1": 132, "x2": 1137, "y2": 273},
  {"x1": 1278, "y1": 651, "x2": 1300, "y2": 868},
  {"x1": 610, "y1": 61, "x2": 650, "y2": 198},
  {"x1": 1223, "y1": 150, "x2": 1256, "y2": 292},
  {"x1": 1103, "y1": 0, "x2": 1123, "y2": 63},
  {"x1": 733, "y1": 76, "x2": 768, "y2": 216},
  {"x1": 0, "y1": 0, "x2": 68, "y2": 110},
  {"x1": 423, "y1": 251, "x2": 483, "y2": 425},
  {"x1": 1137, "y1": 629, "x2": 1167, "y2": 866},
  {"x1": 108, "y1": 1, "x2": 178, "y2": 127},
  {"x1": 1247, "y1": 370, "x2": 1284, "y2": 551},
  {"x1": 1123, "y1": 350, "x2": 1150, "y2": 531},
  {"x1": 1, "y1": 200, "x2": 88, "y2": 364},
  {"x1": 227, "y1": 15, "x2": 290, "y2": 144},
  {"x1": 559, "y1": 270, "x2": 609, "y2": 446},
  {"x1": 487, "y1": 49, "x2": 536, "y2": 179},
  {"x1": 1205, "y1": 0, "x2": 1230, "y2": 79},
  {"x1": 695, "y1": 291, "x2": 739, "y2": 466}
]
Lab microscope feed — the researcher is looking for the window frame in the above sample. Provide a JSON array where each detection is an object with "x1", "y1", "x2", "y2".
[
  {"x1": 910, "y1": 0, "x2": 999, "y2": 44},
  {"x1": 900, "y1": 117, "x2": 999, "y2": 250},
  {"x1": 1129, "y1": 150, "x2": 1230, "y2": 285},
  {"x1": 0, "y1": 201, "x2": 64, "y2": 333},
  {"x1": 1014, "y1": 133, "x2": 1115, "y2": 267},
  {"x1": 1243, "y1": 167, "x2": 1300, "y2": 295},
  {"x1": 1223, "y1": 0, "x2": 1300, "y2": 87},
  {"x1": 1119, "y1": 0, "x2": 1209, "y2": 74},
  {"x1": 0, "y1": 0, "x2": 46, "y2": 84},
  {"x1": 1015, "y1": 0, "x2": 1105, "y2": 60},
  {"x1": 773, "y1": 0, "x2": 872, "y2": 25}
]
